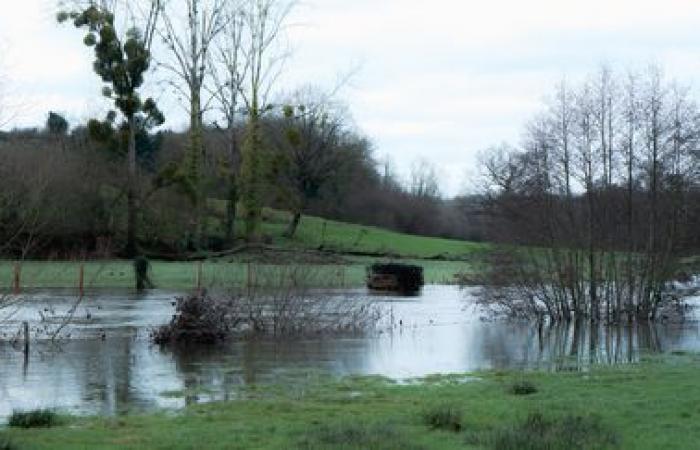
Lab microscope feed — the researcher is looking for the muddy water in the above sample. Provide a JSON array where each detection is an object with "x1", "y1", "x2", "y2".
[{"x1": 0, "y1": 286, "x2": 698, "y2": 420}]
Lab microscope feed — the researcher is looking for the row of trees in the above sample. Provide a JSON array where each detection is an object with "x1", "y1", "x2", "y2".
[
  {"x1": 0, "y1": 108, "x2": 471, "y2": 257},
  {"x1": 479, "y1": 66, "x2": 700, "y2": 323},
  {"x1": 52, "y1": 0, "x2": 296, "y2": 256}
]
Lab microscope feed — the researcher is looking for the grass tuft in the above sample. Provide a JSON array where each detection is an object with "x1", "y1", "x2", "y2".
[
  {"x1": 471, "y1": 412, "x2": 620, "y2": 450},
  {"x1": 297, "y1": 422, "x2": 427, "y2": 450},
  {"x1": 509, "y1": 380, "x2": 538, "y2": 396},
  {"x1": 8, "y1": 410, "x2": 61, "y2": 429},
  {"x1": 422, "y1": 404, "x2": 463, "y2": 432},
  {"x1": 0, "y1": 436, "x2": 18, "y2": 450}
]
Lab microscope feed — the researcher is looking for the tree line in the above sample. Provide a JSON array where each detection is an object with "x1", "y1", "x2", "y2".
[
  {"x1": 478, "y1": 65, "x2": 700, "y2": 323},
  {"x1": 0, "y1": 0, "x2": 482, "y2": 258}
]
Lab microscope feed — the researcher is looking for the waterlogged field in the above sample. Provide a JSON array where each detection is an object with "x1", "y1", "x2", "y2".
[
  {"x1": 1, "y1": 286, "x2": 700, "y2": 424},
  {"x1": 3, "y1": 355, "x2": 700, "y2": 449}
]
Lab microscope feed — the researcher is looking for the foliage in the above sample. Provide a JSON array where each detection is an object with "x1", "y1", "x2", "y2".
[
  {"x1": 509, "y1": 380, "x2": 538, "y2": 396},
  {"x1": 422, "y1": 404, "x2": 463, "y2": 432},
  {"x1": 8, "y1": 410, "x2": 61, "y2": 429},
  {"x1": 239, "y1": 119, "x2": 266, "y2": 240},
  {"x1": 46, "y1": 112, "x2": 68, "y2": 135},
  {"x1": 58, "y1": 2, "x2": 164, "y2": 257},
  {"x1": 0, "y1": 437, "x2": 18, "y2": 450}
]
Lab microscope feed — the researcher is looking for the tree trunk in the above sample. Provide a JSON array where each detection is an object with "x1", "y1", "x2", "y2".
[
  {"x1": 284, "y1": 211, "x2": 302, "y2": 238},
  {"x1": 225, "y1": 126, "x2": 238, "y2": 245},
  {"x1": 241, "y1": 112, "x2": 263, "y2": 242},
  {"x1": 225, "y1": 177, "x2": 238, "y2": 244},
  {"x1": 188, "y1": 86, "x2": 204, "y2": 251},
  {"x1": 125, "y1": 115, "x2": 138, "y2": 258}
]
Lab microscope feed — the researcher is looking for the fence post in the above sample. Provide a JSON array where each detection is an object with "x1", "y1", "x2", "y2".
[
  {"x1": 246, "y1": 262, "x2": 252, "y2": 295},
  {"x1": 196, "y1": 261, "x2": 203, "y2": 296},
  {"x1": 13, "y1": 263, "x2": 21, "y2": 295},
  {"x1": 23, "y1": 321, "x2": 30, "y2": 358},
  {"x1": 78, "y1": 263, "x2": 85, "y2": 298}
]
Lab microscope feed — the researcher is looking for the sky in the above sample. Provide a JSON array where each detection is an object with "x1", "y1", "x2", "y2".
[{"x1": 2, "y1": 0, "x2": 700, "y2": 196}]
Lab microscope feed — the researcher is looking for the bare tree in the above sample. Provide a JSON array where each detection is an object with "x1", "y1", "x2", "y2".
[
  {"x1": 208, "y1": 2, "x2": 248, "y2": 244},
  {"x1": 408, "y1": 158, "x2": 440, "y2": 199},
  {"x1": 237, "y1": 0, "x2": 295, "y2": 240},
  {"x1": 158, "y1": 0, "x2": 228, "y2": 249},
  {"x1": 270, "y1": 86, "x2": 353, "y2": 237},
  {"x1": 477, "y1": 65, "x2": 700, "y2": 324}
]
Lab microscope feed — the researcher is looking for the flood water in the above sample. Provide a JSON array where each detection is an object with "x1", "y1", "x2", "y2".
[{"x1": 1, "y1": 285, "x2": 699, "y2": 420}]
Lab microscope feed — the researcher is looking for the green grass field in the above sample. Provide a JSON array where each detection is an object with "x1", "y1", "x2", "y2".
[
  {"x1": 0, "y1": 211, "x2": 485, "y2": 290},
  {"x1": 3, "y1": 354, "x2": 699, "y2": 449},
  {"x1": 257, "y1": 209, "x2": 487, "y2": 259},
  {"x1": 0, "y1": 258, "x2": 472, "y2": 290}
]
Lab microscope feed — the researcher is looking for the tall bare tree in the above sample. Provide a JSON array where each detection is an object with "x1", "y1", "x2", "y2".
[
  {"x1": 238, "y1": 0, "x2": 295, "y2": 240},
  {"x1": 270, "y1": 87, "x2": 353, "y2": 237},
  {"x1": 158, "y1": 0, "x2": 227, "y2": 249},
  {"x1": 208, "y1": 2, "x2": 248, "y2": 244},
  {"x1": 477, "y1": 66, "x2": 700, "y2": 324}
]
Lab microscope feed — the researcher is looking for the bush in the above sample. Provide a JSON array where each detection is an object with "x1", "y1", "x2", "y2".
[
  {"x1": 472, "y1": 412, "x2": 620, "y2": 450},
  {"x1": 152, "y1": 266, "x2": 382, "y2": 345},
  {"x1": 297, "y1": 423, "x2": 427, "y2": 450},
  {"x1": 510, "y1": 380, "x2": 538, "y2": 396},
  {"x1": 422, "y1": 404, "x2": 463, "y2": 432},
  {"x1": 151, "y1": 293, "x2": 236, "y2": 345},
  {"x1": 0, "y1": 437, "x2": 18, "y2": 450},
  {"x1": 8, "y1": 409, "x2": 60, "y2": 428}
]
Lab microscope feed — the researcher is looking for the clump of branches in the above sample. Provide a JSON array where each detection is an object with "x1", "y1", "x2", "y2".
[
  {"x1": 477, "y1": 65, "x2": 700, "y2": 324},
  {"x1": 152, "y1": 265, "x2": 381, "y2": 345}
]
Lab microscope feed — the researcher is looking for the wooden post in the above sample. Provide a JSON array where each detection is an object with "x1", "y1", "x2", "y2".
[
  {"x1": 13, "y1": 263, "x2": 21, "y2": 295},
  {"x1": 196, "y1": 261, "x2": 203, "y2": 296},
  {"x1": 78, "y1": 263, "x2": 85, "y2": 298},
  {"x1": 246, "y1": 262, "x2": 252, "y2": 295},
  {"x1": 23, "y1": 321, "x2": 30, "y2": 358}
]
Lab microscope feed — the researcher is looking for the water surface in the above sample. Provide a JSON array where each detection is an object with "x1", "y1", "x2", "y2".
[{"x1": 1, "y1": 286, "x2": 698, "y2": 420}]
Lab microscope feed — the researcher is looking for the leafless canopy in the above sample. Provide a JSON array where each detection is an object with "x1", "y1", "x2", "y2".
[{"x1": 477, "y1": 65, "x2": 700, "y2": 324}]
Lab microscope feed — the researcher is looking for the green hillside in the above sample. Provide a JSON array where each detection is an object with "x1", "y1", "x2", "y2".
[{"x1": 1, "y1": 212, "x2": 487, "y2": 290}]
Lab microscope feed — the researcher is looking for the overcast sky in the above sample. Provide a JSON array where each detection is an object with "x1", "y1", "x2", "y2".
[{"x1": 2, "y1": 0, "x2": 700, "y2": 195}]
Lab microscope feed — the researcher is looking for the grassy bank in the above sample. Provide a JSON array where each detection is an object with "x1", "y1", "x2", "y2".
[
  {"x1": 1, "y1": 211, "x2": 486, "y2": 290},
  {"x1": 2, "y1": 355, "x2": 699, "y2": 449}
]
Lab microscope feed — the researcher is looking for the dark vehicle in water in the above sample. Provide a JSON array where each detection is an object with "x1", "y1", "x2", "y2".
[{"x1": 366, "y1": 263, "x2": 424, "y2": 293}]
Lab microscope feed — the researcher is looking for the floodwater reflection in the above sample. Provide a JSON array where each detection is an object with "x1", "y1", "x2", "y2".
[{"x1": 0, "y1": 286, "x2": 698, "y2": 420}]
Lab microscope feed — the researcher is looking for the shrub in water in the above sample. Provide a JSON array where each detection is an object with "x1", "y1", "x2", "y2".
[
  {"x1": 8, "y1": 409, "x2": 60, "y2": 428},
  {"x1": 422, "y1": 404, "x2": 463, "y2": 432},
  {"x1": 510, "y1": 380, "x2": 538, "y2": 396}
]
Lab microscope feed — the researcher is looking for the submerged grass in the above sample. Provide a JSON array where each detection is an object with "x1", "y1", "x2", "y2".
[{"x1": 3, "y1": 355, "x2": 700, "y2": 449}]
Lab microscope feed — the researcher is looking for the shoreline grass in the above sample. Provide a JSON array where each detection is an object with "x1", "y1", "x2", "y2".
[{"x1": 2, "y1": 355, "x2": 699, "y2": 449}]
